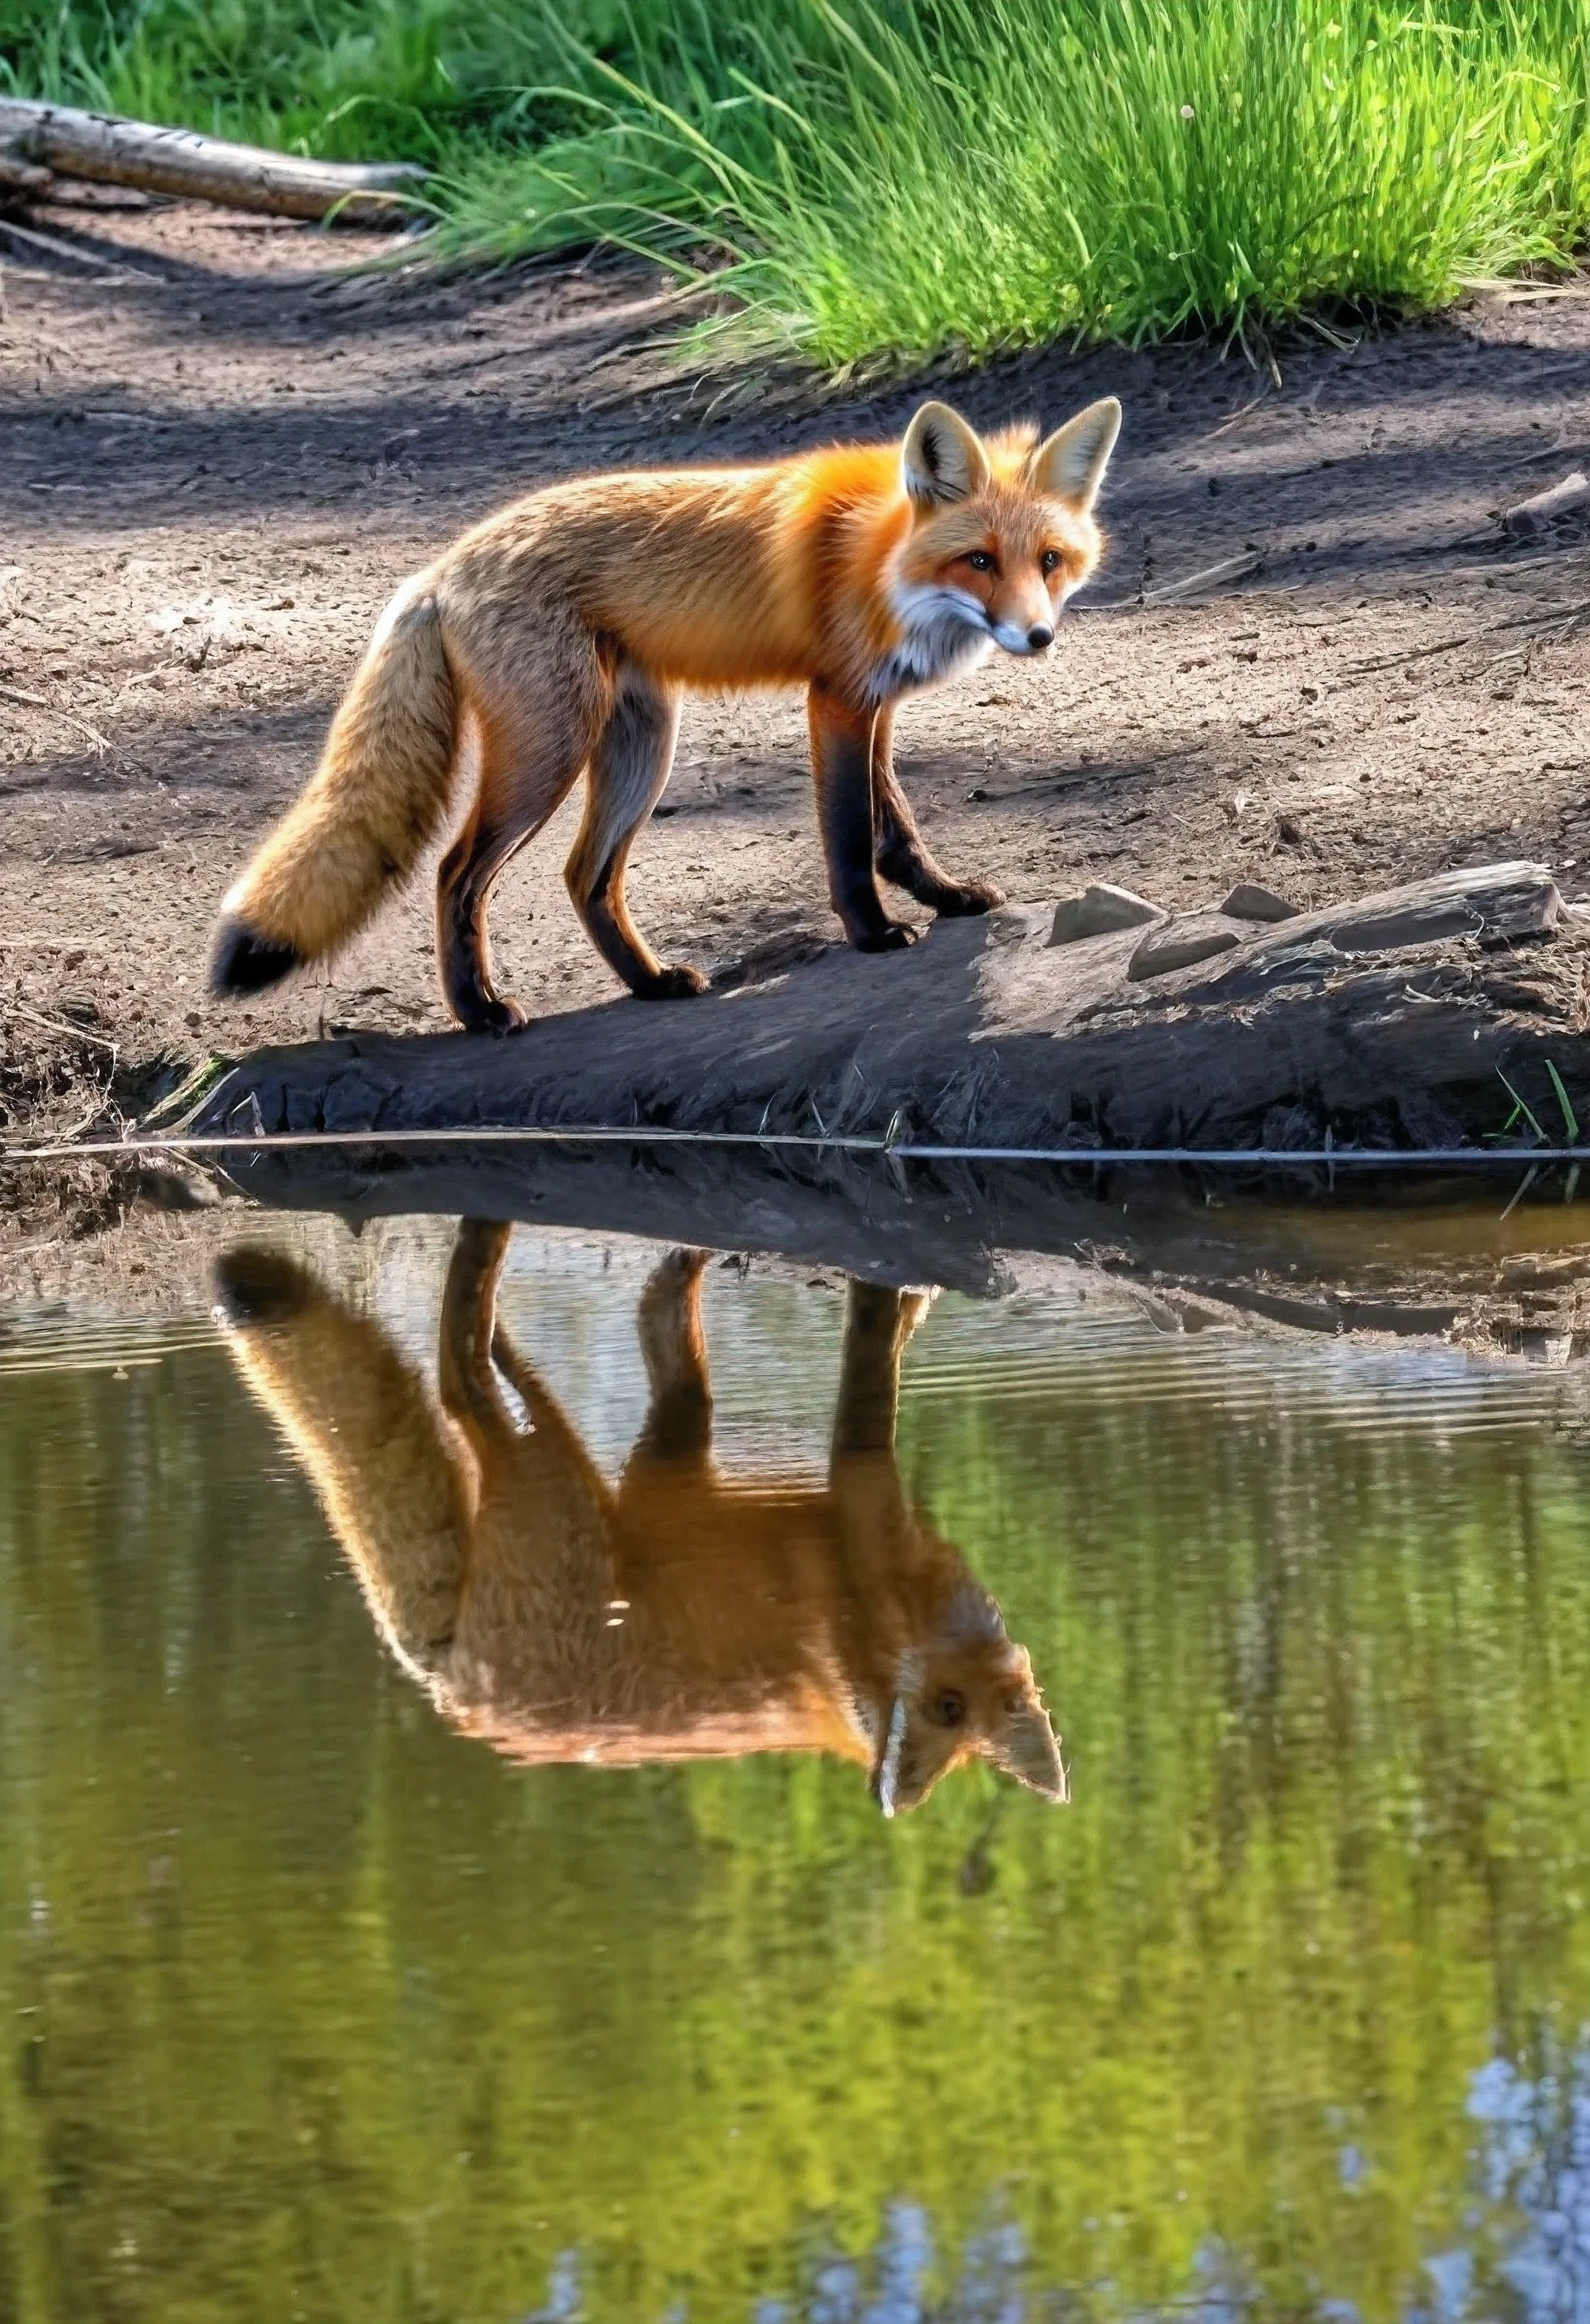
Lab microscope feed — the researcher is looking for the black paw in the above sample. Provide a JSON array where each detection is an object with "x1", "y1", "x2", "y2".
[
  {"x1": 855, "y1": 923, "x2": 918, "y2": 953},
  {"x1": 933, "y1": 881, "x2": 1006, "y2": 917},
  {"x1": 210, "y1": 915, "x2": 300, "y2": 998},
  {"x1": 455, "y1": 995, "x2": 529, "y2": 1035},
  {"x1": 640, "y1": 963, "x2": 709, "y2": 999}
]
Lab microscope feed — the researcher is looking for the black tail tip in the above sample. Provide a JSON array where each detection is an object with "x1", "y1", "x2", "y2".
[
  {"x1": 212, "y1": 1248, "x2": 310, "y2": 1329},
  {"x1": 209, "y1": 914, "x2": 301, "y2": 998}
]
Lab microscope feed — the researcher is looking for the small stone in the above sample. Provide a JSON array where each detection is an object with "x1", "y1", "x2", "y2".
[
  {"x1": 1049, "y1": 882, "x2": 1163, "y2": 945},
  {"x1": 1218, "y1": 881, "x2": 1300, "y2": 923},
  {"x1": 1128, "y1": 911, "x2": 1247, "y2": 981}
]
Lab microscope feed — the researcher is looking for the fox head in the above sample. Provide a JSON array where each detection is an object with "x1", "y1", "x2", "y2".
[
  {"x1": 865, "y1": 1579, "x2": 1066, "y2": 1816},
  {"x1": 890, "y1": 396, "x2": 1120, "y2": 669}
]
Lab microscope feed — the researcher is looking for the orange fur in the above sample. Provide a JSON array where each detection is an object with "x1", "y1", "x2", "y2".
[
  {"x1": 210, "y1": 395, "x2": 1121, "y2": 1030},
  {"x1": 216, "y1": 1225, "x2": 1066, "y2": 1814}
]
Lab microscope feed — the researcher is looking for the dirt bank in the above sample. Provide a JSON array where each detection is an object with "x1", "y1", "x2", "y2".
[{"x1": 6, "y1": 194, "x2": 1590, "y2": 1268}]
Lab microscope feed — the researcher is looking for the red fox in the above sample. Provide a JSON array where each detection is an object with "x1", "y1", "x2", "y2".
[
  {"x1": 215, "y1": 1222, "x2": 1066, "y2": 1814},
  {"x1": 210, "y1": 395, "x2": 1121, "y2": 1031}
]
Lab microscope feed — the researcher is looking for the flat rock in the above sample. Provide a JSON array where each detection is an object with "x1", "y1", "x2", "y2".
[
  {"x1": 1128, "y1": 910, "x2": 1248, "y2": 980},
  {"x1": 1218, "y1": 881, "x2": 1300, "y2": 923},
  {"x1": 1254, "y1": 859, "x2": 1560, "y2": 959},
  {"x1": 1050, "y1": 882, "x2": 1163, "y2": 945}
]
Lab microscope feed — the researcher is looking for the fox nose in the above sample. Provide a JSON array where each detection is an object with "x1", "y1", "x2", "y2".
[{"x1": 1027, "y1": 623, "x2": 1054, "y2": 651}]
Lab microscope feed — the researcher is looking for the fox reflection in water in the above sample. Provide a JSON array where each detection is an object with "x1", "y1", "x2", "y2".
[{"x1": 215, "y1": 1220, "x2": 1065, "y2": 1814}]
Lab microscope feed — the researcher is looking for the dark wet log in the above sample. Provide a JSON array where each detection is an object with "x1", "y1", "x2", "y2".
[
  {"x1": 180, "y1": 859, "x2": 1590, "y2": 1329},
  {"x1": 0, "y1": 98, "x2": 426, "y2": 226},
  {"x1": 191, "y1": 859, "x2": 1585, "y2": 1166}
]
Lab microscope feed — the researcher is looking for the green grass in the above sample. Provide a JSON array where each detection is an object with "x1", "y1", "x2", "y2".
[
  {"x1": 7, "y1": 0, "x2": 1590, "y2": 372},
  {"x1": 0, "y1": 0, "x2": 570, "y2": 160}
]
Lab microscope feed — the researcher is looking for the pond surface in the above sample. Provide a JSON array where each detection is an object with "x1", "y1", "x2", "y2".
[{"x1": 5, "y1": 1217, "x2": 1590, "y2": 2323}]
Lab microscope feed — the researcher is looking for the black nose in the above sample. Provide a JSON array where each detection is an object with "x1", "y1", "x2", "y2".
[{"x1": 1027, "y1": 624, "x2": 1054, "y2": 651}]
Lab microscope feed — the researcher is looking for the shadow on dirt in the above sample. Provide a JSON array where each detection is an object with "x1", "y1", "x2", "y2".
[{"x1": 8, "y1": 203, "x2": 1586, "y2": 609}]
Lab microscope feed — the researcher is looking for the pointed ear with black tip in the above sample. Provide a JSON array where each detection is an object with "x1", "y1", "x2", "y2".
[
  {"x1": 1027, "y1": 396, "x2": 1121, "y2": 513},
  {"x1": 901, "y1": 401, "x2": 992, "y2": 508},
  {"x1": 985, "y1": 1699, "x2": 1068, "y2": 1802}
]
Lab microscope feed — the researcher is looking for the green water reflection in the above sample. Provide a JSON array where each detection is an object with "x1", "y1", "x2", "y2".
[{"x1": 4, "y1": 1222, "x2": 1590, "y2": 2323}]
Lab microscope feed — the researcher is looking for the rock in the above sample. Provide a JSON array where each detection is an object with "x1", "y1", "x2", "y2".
[
  {"x1": 1128, "y1": 911, "x2": 1248, "y2": 980},
  {"x1": 1261, "y1": 860, "x2": 1560, "y2": 958},
  {"x1": 1218, "y1": 881, "x2": 1300, "y2": 923},
  {"x1": 1049, "y1": 882, "x2": 1163, "y2": 945}
]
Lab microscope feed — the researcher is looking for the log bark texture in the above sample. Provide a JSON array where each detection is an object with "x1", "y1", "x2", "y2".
[{"x1": 0, "y1": 98, "x2": 426, "y2": 225}]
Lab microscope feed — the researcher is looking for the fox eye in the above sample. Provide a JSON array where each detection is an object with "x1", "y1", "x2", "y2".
[
  {"x1": 1040, "y1": 550, "x2": 1063, "y2": 577},
  {"x1": 930, "y1": 1689, "x2": 967, "y2": 1727},
  {"x1": 964, "y1": 550, "x2": 996, "y2": 573}
]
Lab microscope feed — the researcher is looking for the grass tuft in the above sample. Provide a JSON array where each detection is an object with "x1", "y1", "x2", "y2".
[{"x1": 8, "y1": 0, "x2": 1590, "y2": 372}]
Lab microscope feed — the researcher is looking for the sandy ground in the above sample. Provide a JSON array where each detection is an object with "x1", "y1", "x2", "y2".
[{"x1": 5, "y1": 191, "x2": 1590, "y2": 1283}]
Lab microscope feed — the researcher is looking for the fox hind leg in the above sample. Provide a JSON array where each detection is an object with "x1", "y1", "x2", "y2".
[
  {"x1": 437, "y1": 1218, "x2": 520, "y2": 1439},
  {"x1": 566, "y1": 666, "x2": 703, "y2": 999},
  {"x1": 440, "y1": 1218, "x2": 615, "y2": 1490},
  {"x1": 436, "y1": 649, "x2": 609, "y2": 1034},
  {"x1": 628, "y1": 1248, "x2": 714, "y2": 1468},
  {"x1": 832, "y1": 1280, "x2": 919, "y2": 1459},
  {"x1": 871, "y1": 706, "x2": 1004, "y2": 917}
]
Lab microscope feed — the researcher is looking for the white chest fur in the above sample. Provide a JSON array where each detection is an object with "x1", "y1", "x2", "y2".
[{"x1": 868, "y1": 583, "x2": 994, "y2": 702}]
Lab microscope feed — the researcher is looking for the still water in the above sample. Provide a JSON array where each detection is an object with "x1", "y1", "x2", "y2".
[{"x1": 5, "y1": 1216, "x2": 1590, "y2": 2323}]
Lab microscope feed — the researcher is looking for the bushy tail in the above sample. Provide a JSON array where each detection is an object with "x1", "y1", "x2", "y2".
[{"x1": 211, "y1": 581, "x2": 458, "y2": 995}]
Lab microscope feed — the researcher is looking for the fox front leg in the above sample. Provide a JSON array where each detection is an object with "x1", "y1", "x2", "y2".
[
  {"x1": 806, "y1": 683, "x2": 917, "y2": 953},
  {"x1": 870, "y1": 705, "x2": 1005, "y2": 918}
]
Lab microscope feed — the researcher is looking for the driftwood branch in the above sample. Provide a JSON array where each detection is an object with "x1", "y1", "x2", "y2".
[
  {"x1": 0, "y1": 97, "x2": 427, "y2": 226},
  {"x1": 1503, "y1": 469, "x2": 1590, "y2": 536}
]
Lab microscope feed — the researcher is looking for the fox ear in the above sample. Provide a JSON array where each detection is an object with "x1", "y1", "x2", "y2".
[
  {"x1": 986, "y1": 1699, "x2": 1067, "y2": 1803},
  {"x1": 901, "y1": 402, "x2": 991, "y2": 508},
  {"x1": 1027, "y1": 396, "x2": 1121, "y2": 511}
]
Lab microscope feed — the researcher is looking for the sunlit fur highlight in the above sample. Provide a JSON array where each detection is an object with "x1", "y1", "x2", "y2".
[{"x1": 210, "y1": 396, "x2": 1120, "y2": 1027}]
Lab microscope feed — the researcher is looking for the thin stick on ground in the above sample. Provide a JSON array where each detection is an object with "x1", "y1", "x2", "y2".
[
  {"x1": 8, "y1": 1001, "x2": 119, "y2": 1054},
  {"x1": 0, "y1": 686, "x2": 115, "y2": 756}
]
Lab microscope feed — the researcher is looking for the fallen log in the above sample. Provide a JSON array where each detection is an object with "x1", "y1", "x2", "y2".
[
  {"x1": 0, "y1": 97, "x2": 427, "y2": 226},
  {"x1": 1503, "y1": 469, "x2": 1590, "y2": 536},
  {"x1": 178, "y1": 862, "x2": 1590, "y2": 1287},
  {"x1": 0, "y1": 150, "x2": 53, "y2": 203}
]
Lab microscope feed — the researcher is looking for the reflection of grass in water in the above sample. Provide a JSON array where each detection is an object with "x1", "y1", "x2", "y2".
[
  {"x1": 11, "y1": 2, "x2": 1590, "y2": 370},
  {"x1": 2, "y1": 1303, "x2": 1590, "y2": 2319}
]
